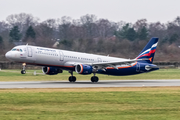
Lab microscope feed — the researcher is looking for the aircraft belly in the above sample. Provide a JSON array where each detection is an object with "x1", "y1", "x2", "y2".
[{"x1": 98, "y1": 66, "x2": 138, "y2": 76}]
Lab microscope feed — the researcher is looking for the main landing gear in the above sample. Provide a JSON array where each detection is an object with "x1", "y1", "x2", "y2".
[
  {"x1": 21, "y1": 63, "x2": 26, "y2": 74},
  {"x1": 68, "y1": 71, "x2": 99, "y2": 83},
  {"x1": 68, "y1": 71, "x2": 76, "y2": 82},
  {"x1": 91, "y1": 73, "x2": 99, "y2": 82}
]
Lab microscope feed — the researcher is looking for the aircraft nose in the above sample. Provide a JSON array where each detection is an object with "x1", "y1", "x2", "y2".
[{"x1": 5, "y1": 52, "x2": 12, "y2": 60}]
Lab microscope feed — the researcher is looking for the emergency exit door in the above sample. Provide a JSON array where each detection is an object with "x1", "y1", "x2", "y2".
[{"x1": 59, "y1": 51, "x2": 64, "y2": 61}]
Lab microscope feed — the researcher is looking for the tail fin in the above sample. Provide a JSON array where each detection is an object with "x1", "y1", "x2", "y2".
[{"x1": 136, "y1": 37, "x2": 159, "y2": 64}]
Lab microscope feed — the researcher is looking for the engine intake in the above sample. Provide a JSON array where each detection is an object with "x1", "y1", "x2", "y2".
[
  {"x1": 42, "y1": 67, "x2": 62, "y2": 75},
  {"x1": 75, "y1": 64, "x2": 93, "y2": 75}
]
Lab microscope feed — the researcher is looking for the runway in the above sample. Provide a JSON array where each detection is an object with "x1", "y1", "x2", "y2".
[{"x1": 0, "y1": 80, "x2": 180, "y2": 88}]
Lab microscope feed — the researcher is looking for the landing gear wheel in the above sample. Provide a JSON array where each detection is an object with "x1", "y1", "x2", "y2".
[
  {"x1": 91, "y1": 76, "x2": 99, "y2": 82},
  {"x1": 21, "y1": 70, "x2": 26, "y2": 74},
  {"x1": 21, "y1": 63, "x2": 26, "y2": 74},
  {"x1": 69, "y1": 76, "x2": 76, "y2": 82}
]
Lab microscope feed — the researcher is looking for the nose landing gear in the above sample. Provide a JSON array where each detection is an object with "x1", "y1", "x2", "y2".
[{"x1": 21, "y1": 63, "x2": 26, "y2": 74}]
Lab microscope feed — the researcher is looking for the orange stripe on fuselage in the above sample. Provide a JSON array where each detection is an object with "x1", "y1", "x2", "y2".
[
  {"x1": 106, "y1": 62, "x2": 137, "y2": 70},
  {"x1": 19, "y1": 62, "x2": 137, "y2": 70}
]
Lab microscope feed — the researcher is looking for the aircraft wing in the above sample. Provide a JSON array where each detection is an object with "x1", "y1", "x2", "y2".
[
  {"x1": 87, "y1": 59, "x2": 147, "y2": 69},
  {"x1": 66, "y1": 58, "x2": 147, "y2": 69}
]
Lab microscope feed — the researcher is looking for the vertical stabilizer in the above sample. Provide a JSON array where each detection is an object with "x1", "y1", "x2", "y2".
[{"x1": 136, "y1": 37, "x2": 158, "y2": 64}]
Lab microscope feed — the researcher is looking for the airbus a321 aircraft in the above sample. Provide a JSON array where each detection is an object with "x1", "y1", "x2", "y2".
[{"x1": 5, "y1": 37, "x2": 159, "y2": 82}]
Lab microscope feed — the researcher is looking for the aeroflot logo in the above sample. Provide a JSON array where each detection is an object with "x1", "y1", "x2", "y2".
[{"x1": 149, "y1": 57, "x2": 152, "y2": 62}]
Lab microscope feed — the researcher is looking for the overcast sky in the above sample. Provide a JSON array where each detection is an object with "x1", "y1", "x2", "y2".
[{"x1": 1, "y1": 0, "x2": 180, "y2": 23}]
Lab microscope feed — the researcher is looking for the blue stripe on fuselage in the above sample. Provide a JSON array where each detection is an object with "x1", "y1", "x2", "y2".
[{"x1": 97, "y1": 63, "x2": 159, "y2": 76}]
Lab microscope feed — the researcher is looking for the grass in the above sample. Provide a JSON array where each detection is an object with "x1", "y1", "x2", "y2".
[
  {"x1": 0, "y1": 69, "x2": 180, "y2": 81},
  {"x1": 0, "y1": 69, "x2": 180, "y2": 119},
  {"x1": 0, "y1": 87, "x2": 180, "y2": 120}
]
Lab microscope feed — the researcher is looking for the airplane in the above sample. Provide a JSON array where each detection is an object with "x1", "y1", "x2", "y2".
[{"x1": 5, "y1": 37, "x2": 159, "y2": 82}]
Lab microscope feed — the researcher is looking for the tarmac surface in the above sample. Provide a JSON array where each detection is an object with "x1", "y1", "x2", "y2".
[{"x1": 0, "y1": 80, "x2": 180, "y2": 88}]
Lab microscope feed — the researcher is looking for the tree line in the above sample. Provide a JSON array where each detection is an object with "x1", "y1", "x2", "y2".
[{"x1": 0, "y1": 13, "x2": 180, "y2": 61}]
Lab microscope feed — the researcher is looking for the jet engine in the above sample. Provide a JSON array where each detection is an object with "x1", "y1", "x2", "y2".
[
  {"x1": 42, "y1": 67, "x2": 62, "y2": 75},
  {"x1": 75, "y1": 64, "x2": 93, "y2": 75}
]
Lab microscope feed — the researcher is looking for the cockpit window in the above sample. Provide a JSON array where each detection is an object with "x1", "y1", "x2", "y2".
[{"x1": 11, "y1": 48, "x2": 23, "y2": 52}]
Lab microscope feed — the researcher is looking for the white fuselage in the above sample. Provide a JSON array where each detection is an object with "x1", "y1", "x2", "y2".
[{"x1": 6, "y1": 45, "x2": 129, "y2": 69}]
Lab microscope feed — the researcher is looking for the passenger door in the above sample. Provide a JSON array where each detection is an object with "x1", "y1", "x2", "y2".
[
  {"x1": 27, "y1": 47, "x2": 33, "y2": 57},
  {"x1": 26, "y1": 46, "x2": 36, "y2": 62}
]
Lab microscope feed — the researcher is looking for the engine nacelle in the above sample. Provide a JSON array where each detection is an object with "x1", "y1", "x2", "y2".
[
  {"x1": 42, "y1": 67, "x2": 62, "y2": 75},
  {"x1": 75, "y1": 64, "x2": 93, "y2": 75}
]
